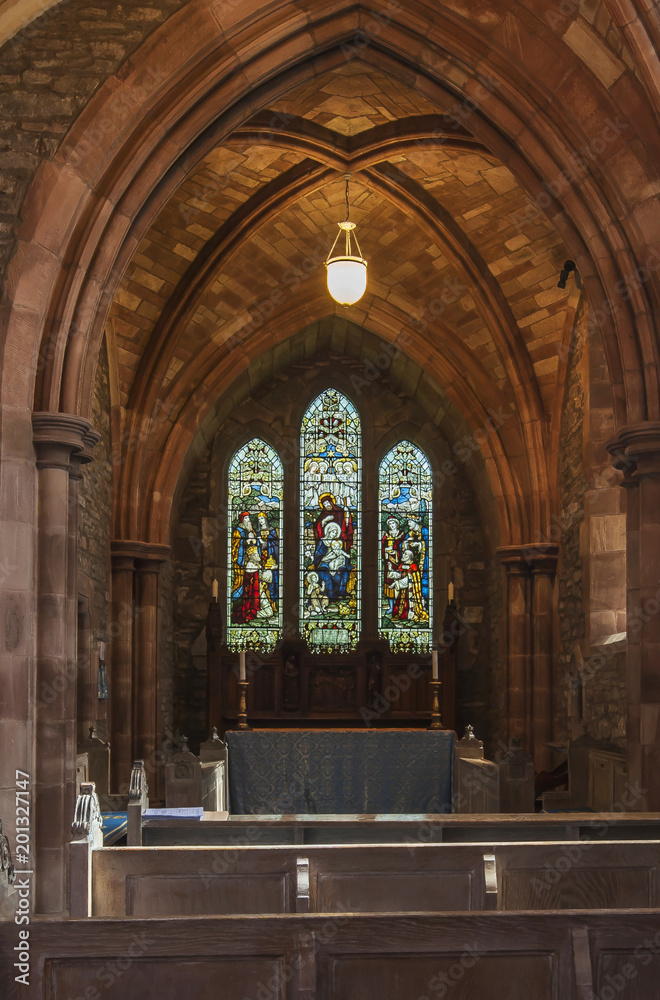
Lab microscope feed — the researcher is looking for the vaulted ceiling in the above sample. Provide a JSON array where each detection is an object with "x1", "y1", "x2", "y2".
[{"x1": 108, "y1": 62, "x2": 572, "y2": 502}]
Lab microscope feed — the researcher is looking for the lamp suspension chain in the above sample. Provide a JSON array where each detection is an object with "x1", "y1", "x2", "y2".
[{"x1": 324, "y1": 170, "x2": 367, "y2": 307}]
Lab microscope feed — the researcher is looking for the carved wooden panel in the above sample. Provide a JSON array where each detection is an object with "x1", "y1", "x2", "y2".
[
  {"x1": 315, "y1": 871, "x2": 475, "y2": 912},
  {"x1": 503, "y1": 867, "x2": 653, "y2": 910},
  {"x1": 308, "y1": 663, "x2": 357, "y2": 712},
  {"x1": 324, "y1": 954, "x2": 555, "y2": 1000},
  {"x1": 595, "y1": 951, "x2": 660, "y2": 999},
  {"x1": 92, "y1": 848, "x2": 298, "y2": 917},
  {"x1": 126, "y1": 873, "x2": 291, "y2": 917},
  {"x1": 497, "y1": 844, "x2": 659, "y2": 910},
  {"x1": 208, "y1": 641, "x2": 439, "y2": 730},
  {"x1": 48, "y1": 958, "x2": 290, "y2": 1000}
]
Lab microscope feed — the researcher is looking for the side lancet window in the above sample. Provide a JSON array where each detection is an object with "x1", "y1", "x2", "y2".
[
  {"x1": 227, "y1": 438, "x2": 283, "y2": 653},
  {"x1": 379, "y1": 441, "x2": 433, "y2": 652},
  {"x1": 300, "y1": 389, "x2": 361, "y2": 653}
]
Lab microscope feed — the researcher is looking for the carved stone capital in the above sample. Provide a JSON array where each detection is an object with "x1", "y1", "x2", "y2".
[
  {"x1": 497, "y1": 544, "x2": 558, "y2": 576},
  {"x1": 607, "y1": 422, "x2": 660, "y2": 482},
  {"x1": 32, "y1": 412, "x2": 100, "y2": 473},
  {"x1": 111, "y1": 540, "x2": 170, "y2": 570}
]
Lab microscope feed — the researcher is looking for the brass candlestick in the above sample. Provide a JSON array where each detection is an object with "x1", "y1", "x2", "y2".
[
  {"x1": 236, "y1": 679, "x2": 251, "y2": 730},
  {"x1": 429, "y1": 679, "x2": 443, "y2": 729}
]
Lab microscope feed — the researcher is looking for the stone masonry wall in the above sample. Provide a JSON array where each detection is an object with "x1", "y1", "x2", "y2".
[
  {"x1": 77, "y1": 333, "x2": 113, "y2": 738},
  {"x1": 0, "y1": 0, "x2": 192, "y2": 288},
  {"x1": 555, "y1": 307, "x2": 586, "y2": 743},
  {"x1": 170, "y1": 442, "x2": 214, "y2": 747},
  {"x1": 78, "y1": 333, "x2": 112, "y2": 639},
  {"x1": 158, "y1": 555, "x2": 176, "y2": 753},
  {"x1": 555, "y1": 302, "x2": 626, "y2": 748},
  {"x1": 581, "y1": 316, "x2": 626, "y2": 746}
]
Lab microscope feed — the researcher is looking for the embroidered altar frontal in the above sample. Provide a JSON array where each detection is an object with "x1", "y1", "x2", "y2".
[{"x1": 225, "y1": 729, "x2": 455, "y2": 814}]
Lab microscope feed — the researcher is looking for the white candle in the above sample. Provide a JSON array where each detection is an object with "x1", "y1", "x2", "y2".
[
  {"x1": 432, "y1": 649, "x2": 439, "y2": 680},
  {"x1": 448, "y1": 581, "x2": 454, "y2": 603},
  {"x1": 212, "y1": 578, "x2": 218, "y2": 601},
  {"x1": 239, "y1": 651, "x2": 246, "y2": 681}
]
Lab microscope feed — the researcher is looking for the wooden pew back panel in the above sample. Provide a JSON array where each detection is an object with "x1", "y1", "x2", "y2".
[
  {"x1": 92, "y1": 845, "x2": 488, "y2": 917},
  {"x1": 497, "y1": 842, "x2": 659, "y2": 910}
]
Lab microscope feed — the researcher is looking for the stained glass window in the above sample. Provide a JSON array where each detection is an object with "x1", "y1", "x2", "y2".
[
  {"x1": 227, "y1": 439, "x2": 283, "y2": 653},
  {"x1": 379, "y1": 441, "x2": 433, "y2": 652},
  {"x1": 300, "y1": 389, "x2": 361, "y2": 653}
]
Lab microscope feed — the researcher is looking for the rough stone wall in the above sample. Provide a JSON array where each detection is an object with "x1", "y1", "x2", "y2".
[
  {"x1": 170, "y1": 443, "x2": 214, "y2": 747},
  {"x1": 581, "y1": 318, "x2": 626, "y2": 746},
  {"x1": 0, "y1": 0, "x2": 192, "y2": 287},
  {"x1": 77, "y1": 334, "x2": 113, "y2": 739},
  {"x1": 555, "y1": 311, "x2": 586, "y2": 743},
  {"x1": 78, "y1": 333, "x2": 112, "y2": 639},
  {"x1": 158, "y1": 555, "x2": 176, "y2": 751},
  {"x1": 554, "y1": 302, "x2": 626, "y2": 748}
]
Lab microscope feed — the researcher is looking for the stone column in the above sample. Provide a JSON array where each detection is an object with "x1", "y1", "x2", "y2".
[
  {"x1": 608, "y1": 424, "x2": 660, "y2": 810},
  {"x1": 498, "y1": 548, "x2": 532, "y2": 749},
  {"x1": 109, "y1": 543, "x2": 136, "y2": 793},
  {"x1": 134, "y1": 545, "x2": 169, "y2": 800},
  {"x1": 528, "y1": 546, "x2": 558, "y2": 772},
  {"x1": 498, "y1": 544, "x2": 558, "y2": 768},
  {"x1": 76, "y1": 596, "x2": 94, "y2": 744},
  {"x1": 69, "y1": 446, "x2": 98, "y2": 745},
  {"x1": 32, "y1": 412, "x2": 97, "y2": 915}
]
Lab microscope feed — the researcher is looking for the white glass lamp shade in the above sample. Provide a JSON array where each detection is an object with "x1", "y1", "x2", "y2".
[{"x1": 326, "y1": 255, "x2": 367, "y2": 306}]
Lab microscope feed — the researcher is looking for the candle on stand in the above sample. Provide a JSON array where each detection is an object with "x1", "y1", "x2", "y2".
[
  {"x1": 212, "y1": 578, "x2": 218, "y2": 602},
  {"x1": 448, "y1": 581, "x2": 454, "y2": 603},
  {"x1": 432, "y1": 649, "x2": 439, "y2": 680},
  {"x1": 239, "y1": 651, "x2": 246, "y2": 682}
]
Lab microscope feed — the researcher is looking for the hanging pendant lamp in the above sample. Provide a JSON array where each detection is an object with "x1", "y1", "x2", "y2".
[{"x1": 325, "y1": 174, "x2": 367, "y2": 306}]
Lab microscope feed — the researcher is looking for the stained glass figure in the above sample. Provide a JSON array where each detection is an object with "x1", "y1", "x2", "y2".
[
  {"x1": 300, "y1": 389, "x2": 361, "y2": 652},
  {"x1": 227, "y1": 439, "x2": 283, "y2": 653},
  {"x1": 379, "y1": 441, "x2": 433, "y2": 652}
]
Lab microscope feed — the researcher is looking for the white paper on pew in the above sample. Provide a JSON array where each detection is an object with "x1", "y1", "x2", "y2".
[{"x1": 143, "y1": 807, "x2": 203, "y2": 820}]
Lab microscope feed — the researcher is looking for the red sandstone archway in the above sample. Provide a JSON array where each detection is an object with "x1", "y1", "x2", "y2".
[{"x1": 1, "y1": 0, "x2": 658, "y2": 543}]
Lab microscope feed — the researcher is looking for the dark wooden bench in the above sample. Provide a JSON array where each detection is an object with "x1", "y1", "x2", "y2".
[
  {"x1": 90, "y1": 844, "x2": 493, "y2": 917},
  {"x1": 8, "y1": 912, "x2": 660, "y2": 1000},
  {"x1": 84, "y1": 838, "x2": 660, "y2": 918}
]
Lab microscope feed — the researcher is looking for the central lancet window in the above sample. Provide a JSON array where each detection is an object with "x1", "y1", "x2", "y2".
[
  {"x1": 300, "y1": 389, "x2": 361, "y2": 653},
  {"x1": 227, "y1": 438, "x2": 283, "y2": 653}
]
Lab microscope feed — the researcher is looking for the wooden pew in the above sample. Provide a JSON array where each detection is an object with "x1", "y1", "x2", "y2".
[
  {"x1": 90, "y1": 844, "x2": 494, "y2": 917},
  {"x1": 69, "y1": 781, "x2": 104, "y2": 917},
  {"x1": 8, "y1": 912, "x2": 660, "y2": 1000},
  {"x1": 85, "y1": 838, "x2": 660, "y2": 918}
]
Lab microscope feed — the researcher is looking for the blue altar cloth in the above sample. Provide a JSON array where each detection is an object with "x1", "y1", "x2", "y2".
[
  {"x1": 101, "y1": 812, "x2": 127, "y2": 845},
  {"x1": 225, "y1": 729, "x2": 455, "y2": 815}
]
